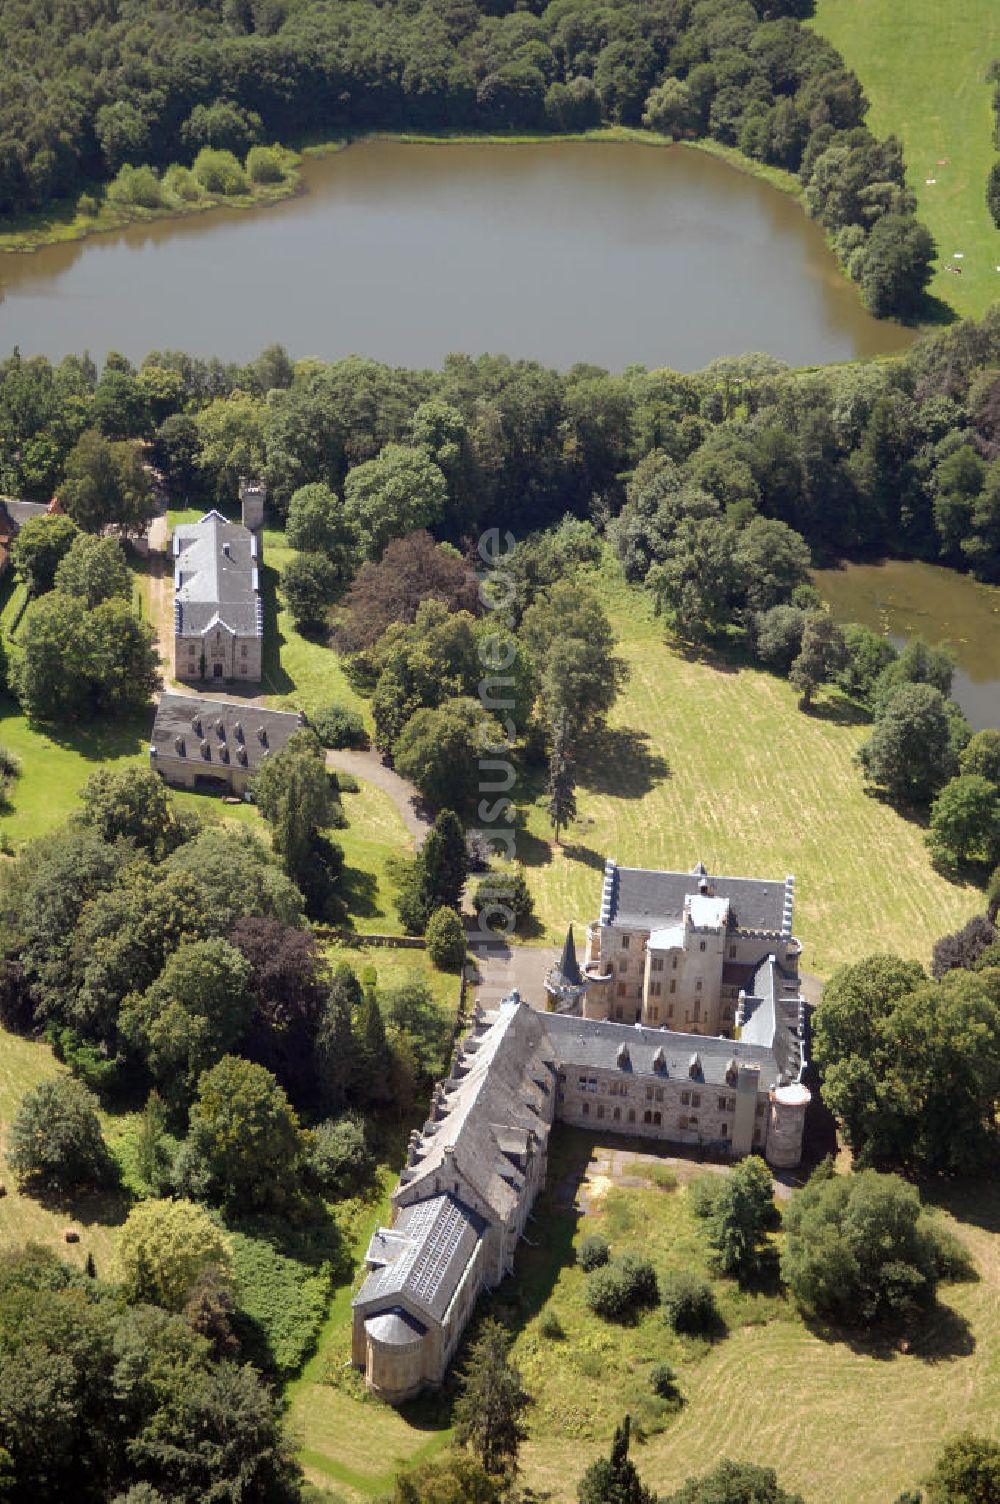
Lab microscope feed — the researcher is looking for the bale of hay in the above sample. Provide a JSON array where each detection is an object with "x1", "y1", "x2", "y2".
[{"x1": 63, "y1": 1228, "x2": 80, "y2": 1244}]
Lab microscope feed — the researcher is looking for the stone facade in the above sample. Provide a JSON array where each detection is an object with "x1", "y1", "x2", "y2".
[
  {"x1": 172, "y1": 510, "x2": 263, "y2": 685},
  {"x1": 582, "y1": 859, "x2": 802, "y2": 1037},
  {"x1": 352, "y1": 997, "x2": 556, "y2": 1403}
]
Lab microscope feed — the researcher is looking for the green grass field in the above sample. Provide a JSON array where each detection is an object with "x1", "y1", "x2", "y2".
[
  {"x1": 0, "y1": 1029, "x2": 131, "y2": 1276},
  {"x1": 811, "y1": 0, "x2": 1000, "y2": 321},
  {"x1": 292, "y1": 1128, "x2": 1000, "y2": 1504},
  {"x1": 512, "y1": 567, "x2": 982, "y2": 977},
  {"x1": 261, "y1": 528, "x2": 370, "y2": 727}
]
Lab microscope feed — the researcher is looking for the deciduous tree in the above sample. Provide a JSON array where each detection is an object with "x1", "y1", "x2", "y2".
[
  {"x1": 8, "y1": 1076, "x2": 113, "y2": 1192},
  {"x1": 113, "y1": 1198, "x2": 234, "y2": 1311},
  {"x1": 343, "y1": 445, "x2": 447, "y2": 560},
  {"x1": 175, "y1": 1056, "x2": 303, "y2": 1212},
  {"x1": 10, "y1": 513, "x2": 79, "y2": 594}
]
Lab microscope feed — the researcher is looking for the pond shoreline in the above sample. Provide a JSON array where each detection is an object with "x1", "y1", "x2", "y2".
[
  {"x1": 0, "y1": 129, "x2": 804, "y2": 259},
  {"x1": 814, "y1": 556, "x2": 1000, "y2": 731},
  {"x1": 0, "y1": 138, "x2": 918, "y2": 371}
]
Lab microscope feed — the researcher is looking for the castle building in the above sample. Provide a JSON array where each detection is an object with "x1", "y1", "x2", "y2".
[
  {"x1": 172, "y1": 482, "x2": 265, "y2": 685},
  {"x1": 543, "y1": 925, "x2": 591, "y2": 1013},
  {"x1": 581, "y1": 859, "x2": 802, "y2": 1037},
  {"x1": 353, "y1": 862, "x2": 811, "y2": 1405}
]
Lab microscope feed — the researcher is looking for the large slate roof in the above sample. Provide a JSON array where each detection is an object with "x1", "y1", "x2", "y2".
[
  {"x1": 0, "y1": 498, "x2": 51, "y2": 531},
  {"x1": 150, "y1": 694, "x2": 301, "y2": 774},
  {"x1": 396, "y1": 998, "x2": 556, "y2": 1226},
  {"x1": 355, "y1": 1194, "x2": 487, "y2": 1323},
  {"x1": 738, "y1": 955, "x2": 806, "y2": 1084},
  {"x1": 605, "y1": 861, "x2": 791, "y2": 936},
  {"x1": 173, "y1": 510, "x2": 261, "y2": 637},
  {"x1": 542, "y1": 1010, "x2": 782, "y2": 1089}
]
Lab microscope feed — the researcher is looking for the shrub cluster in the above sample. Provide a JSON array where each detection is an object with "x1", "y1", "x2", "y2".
[
  {"x1": 307, "y1": 702, "x2": 368, "y2": 750},
  {"x1": 661, "y1": 1271, "x2": 719, "y2": 1336},
  {"x1": 577, "y1": 1233, "x2": 611, "y2": 1272},
  {"x1": 586, "y1": 1254, "x2": 658, "y2": 1321}
]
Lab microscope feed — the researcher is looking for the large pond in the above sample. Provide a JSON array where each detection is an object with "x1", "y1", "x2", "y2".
[
  {"x1": 813, "y1": 559, "x2": 1000, "y2": 731},
  {"x1": 0, "y1": 140, "x2": 915, "y2": 371}
]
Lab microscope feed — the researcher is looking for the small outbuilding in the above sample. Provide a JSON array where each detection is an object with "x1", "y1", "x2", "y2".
[{"x1": 149, "y1": 693, "x2": 302, "y2": 796}]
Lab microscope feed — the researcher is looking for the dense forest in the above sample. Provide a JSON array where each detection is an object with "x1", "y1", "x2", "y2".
[
  {"x1": 2, "y1": 309, "x2": 999, "y2": 573},
  {"x1": 0, "y1": 0, "x2": 932, "y2": 316}
]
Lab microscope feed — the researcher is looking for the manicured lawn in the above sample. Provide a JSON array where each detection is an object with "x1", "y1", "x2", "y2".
[
  {"x1": 811, "y1": 0, "x2": 1000, "y2": 321},
  {"x1": 0, "y1": 697, "x2": 149, "y2": 847},
  {"x1": 513, "y1": 566, "x2": 981, "y2": 977},
  {"x1": 0, "y1": 1028, "x2": 131, "y2": 1278},
  {"x1": 332, "y1": 778, "x2": 417, "y2": 935},
  {"x1": 322, "y1": 936, "x2": 461, "y2": 1019},
  {"x1": 261, "y1": 529, "x2": 370, "y2": 727}
]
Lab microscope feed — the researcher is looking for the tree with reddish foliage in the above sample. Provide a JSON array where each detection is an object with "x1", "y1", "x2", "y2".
[
  {"x1": 932, "y1": 914, "x2": 999, "y2": 980},
  {"x1": 334, "y1": 531, "x2": 479, "y2": 652},
  {"x1": 227, "y1": 916, "x2": 332, "y2": 1108}
]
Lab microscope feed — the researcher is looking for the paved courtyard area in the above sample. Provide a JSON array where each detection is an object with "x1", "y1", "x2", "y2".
[{"x1": 468, "y1": 938, "x2": 560, "y2": 1010}]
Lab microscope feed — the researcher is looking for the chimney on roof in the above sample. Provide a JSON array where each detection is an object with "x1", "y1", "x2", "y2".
[{"x1": 239, "y1": 476, "x2": 266, "y2": 532}]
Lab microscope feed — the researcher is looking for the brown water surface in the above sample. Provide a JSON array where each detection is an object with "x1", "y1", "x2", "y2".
[
  {"x1": 0, "y1": 140, "x2": 916, "y2": 370},
  {"x1": 813, "y1": 559, "x2": 1000, "y2": 730}
]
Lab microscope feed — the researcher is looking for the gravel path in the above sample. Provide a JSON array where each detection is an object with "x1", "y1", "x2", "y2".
[{"x1": 324, "y1": 748, "x2": 432, "y2": 847}]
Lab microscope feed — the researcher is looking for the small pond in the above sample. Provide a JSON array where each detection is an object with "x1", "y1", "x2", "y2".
[{"x1": 813, "y1": 559, "x2": 1000, "y2": 731}]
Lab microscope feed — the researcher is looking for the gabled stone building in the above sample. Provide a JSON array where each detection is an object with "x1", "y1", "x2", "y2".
[
  {"x1": 353, "y1": 858, "x2": 811, "y2": 1404},
  {"x1": 172, "y1": 509, "x2": 263, "y2": 684},
  {"x1": 149, "y1": 693, "x2": 301, "y2": 795}
]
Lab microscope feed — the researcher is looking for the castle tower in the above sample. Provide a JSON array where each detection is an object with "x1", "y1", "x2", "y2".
[
  {"x1": 544, "y1": 925, "x2": 590, "y2": 1014},
  {"x1": 239, "y1": 476, "x2": 266, "y2": 533}
]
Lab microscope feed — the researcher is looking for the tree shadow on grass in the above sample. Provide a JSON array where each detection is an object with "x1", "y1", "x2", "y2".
[
  {"x1": 577, "y1": 726, "x2": 670, "y2": 799},
  {"x1": 26, "y1": 707, "x2": 150, "y2": 760},
  {"x1": 801, "y1": 1301, "x2": 975, "y2": 1362},
  {"x1": 29, "y1": 1180, "x2": 131, "y2": 1234},
  {"x1": 259, "y1": 562, "x2": 295, "y2": 697},
  {"x1": 921, "y1": 1178, "x2": 1000, "y2": 1237},
  {"x1": 512, "y1": 819, "x2": 553, "y2": 871},
  {"x1": 800, "y1": 694, "x2": 872, "y2": 727},
  {"x1": 559, "y1": 841, "x2": 607, "y2": 875},
  {"x1": 914, "y1": 289, "x2": 960, "y2": 329},
  {"x1": 332, "y1": 864, "x2": 383, "y2": 924}
]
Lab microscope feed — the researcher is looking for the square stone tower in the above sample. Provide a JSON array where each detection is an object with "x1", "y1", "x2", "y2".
[{"x1": 239, "y1": 476, "x2": 266, "y2": 533}]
